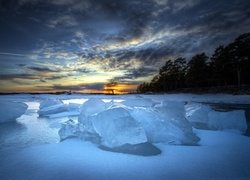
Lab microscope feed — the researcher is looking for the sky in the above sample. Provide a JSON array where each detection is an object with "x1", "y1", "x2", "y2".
[{"x1": 0, "y1": 0, "x2": 250, "y2": 93}]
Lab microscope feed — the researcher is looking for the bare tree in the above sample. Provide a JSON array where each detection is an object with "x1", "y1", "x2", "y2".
[{"x1": 105, "y1": 82, "x2": 118, "y2": 94}]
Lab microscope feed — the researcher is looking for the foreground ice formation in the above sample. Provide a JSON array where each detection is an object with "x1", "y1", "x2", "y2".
[
  {"x1": 131, "y1": 107, "x2": 200, "y2": 145},
  {"x1": 39, "y1": 98, "x2": 63, "y2": 109},
  {"x1": 90, "y1": 107, "x2": 147, "y2": 147},
  {"x1": 59, "y1": 119, "x2": 102, "y2": 143},
  {"x1": 0, "y1": 101, "x2": 28, "y2": 123},
  {"x1": 59, "y1": 97, "x2": 247, "y2": 151},
  {"x1": 59, "y1": 98, "x2": 200, "y2": 150},
  {"x1": 60, "y1": 108, "x2": 148, "y2": 148},
  {"x1": 38, "y1": 98, "x2": 81, "y2": 117},
  {"x1": 153, "y1": 100, "x2": 200, "y2": 145},
  {"x1": 78, "y1": 98, "x2": 106, "y2": 123},
  {"x1": 185, "y1": 102, "x2": 247, "y2": 134},
  {"x1": 59, "y1": 119, "x2": 79, "y2": 140},
  {"x1": 38, "y1": 98, "x2": 67, "y2": 116},
  {"x1": 208, "y1": 110, "x2": 247, "y2": 133}
]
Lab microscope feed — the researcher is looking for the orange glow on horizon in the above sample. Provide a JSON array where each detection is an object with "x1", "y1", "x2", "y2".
[
  {"x1": 0, "y1": 82, "x2": 138, "y2": 94},
  {"x1": 103, "y1": 82, "x2": 137, "y2": 94}
]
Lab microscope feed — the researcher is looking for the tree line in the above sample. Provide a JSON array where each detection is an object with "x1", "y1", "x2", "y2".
[{"x1": 137, "y1": 32, "x2": 250, "y2": 93}]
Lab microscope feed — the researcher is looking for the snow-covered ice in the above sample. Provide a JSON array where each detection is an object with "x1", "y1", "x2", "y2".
[
  {"x1": 186, "y1": 102, "x2": 247, "y2": 134},
  {"x1": 38, "y1": 103, "x2": 68, "y2": 116},
  {"x1": 208, "y1": 110, "x2": 247, "y2": 133},
  {"x1": 39, "y1": 98, "x2": 63, "y2": 109},
  {"x1": 121, "y1": 97, "x2": 154, "y2": 107},
  {"x1": 0, "y1": 101, "x2": 28, "y2": 123},
  {"x1": 38, "y1": 98, "x2": 81, "y2": 118},
  {"x1": 0, "y1": 93, "x2": 250, "y2": 180},
  {"x1": 1, "y1": 130, "x2": 250, "y2": 180}
]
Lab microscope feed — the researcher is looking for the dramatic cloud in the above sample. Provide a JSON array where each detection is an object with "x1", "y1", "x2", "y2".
[{"x1": 0, "y1": 0, "x2": 249, "y2": 92}]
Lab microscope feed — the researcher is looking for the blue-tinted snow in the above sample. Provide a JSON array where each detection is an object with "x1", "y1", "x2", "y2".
[{"x1": 0, "y1": 94, "x2": 250, "y2": 179}]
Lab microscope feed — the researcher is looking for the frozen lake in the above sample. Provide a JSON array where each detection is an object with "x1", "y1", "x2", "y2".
[{"x1": 1, "y1": 94, "x2": 250, "y2": 179}]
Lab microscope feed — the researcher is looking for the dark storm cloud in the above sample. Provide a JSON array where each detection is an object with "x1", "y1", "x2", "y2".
[
  {"x1": 52, "y1": 82, "x2": 105, "y2": 91},
  {"x1": 159, "y1": 0, "x2": 250, "y2": 55},
  {"x1": 138, "y1": 0, "x2": 250, "y2": 58},
  {"x1": 84, "y1": 83, "x2": 106, "y2": 90},
  {"x1": 103, "y1": 44, "x2": 178, "y2": 73},
  {"x1": 28, "y1": 66, "x2": 60, "y2": 72},
  {"x1": 75, "y1": 68, "x2": 93, "y2": 74},
  {"x1": 0, "y1": 73, "x2": 67, "y2": 82},
  {"x1": 2, "y1": 0, "x2": 249, "y2": 55},
  {"x1": 17, "y1": 64, "x2": 27, "y2": 67},
  {"x1": 52, "y1": 84, "x2": 84, "y2": 91},
  {"x1": 120, "y1": 67, "x2": 158, "y2": 81},
  {"x1": 0, "y1": 0, "x2": 154, "y2": 43},
  {"x1": 0, "y1": 73, "x2": 39, "y2": 80},
  {"x1": 57, "y1": 0, "x2": 155, "y2": 39},
  {"x1": 46, "y1": 75, "x2": 69, "y2": 80}
]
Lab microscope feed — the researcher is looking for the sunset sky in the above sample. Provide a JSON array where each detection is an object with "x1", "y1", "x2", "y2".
[{"x1": 0, "y1": 0, "x2": 250, "y2": 93}]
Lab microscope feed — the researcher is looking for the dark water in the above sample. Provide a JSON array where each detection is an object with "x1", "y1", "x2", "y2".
[{"x1": 0, "y1": 101, "x2": 77, "y2": 156}]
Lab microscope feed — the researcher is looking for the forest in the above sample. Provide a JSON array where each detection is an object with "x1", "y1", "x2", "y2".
[{"x1": 137, "y1": 32, "x2": 250, "y2": 93}]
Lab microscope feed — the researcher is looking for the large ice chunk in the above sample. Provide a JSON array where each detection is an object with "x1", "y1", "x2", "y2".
[
  {"x1": 38, "y1": 98, "x2": 67, "y2": 117},
  {"x1": 78, "y1": 98, "x2": 106, "y2": 123},
  {"x1": 153, "y1": 100, "x2": 199, "y2": 145},
  {"x1": 0, "y1": 101, "x2": 28, "y2": 123},
  {"x1": 90, "y1": 107, "x2": 148, "y2": 148},
  {"x1": 185, "y1": 102, "x2": 210, "y2": 129},
  {"x1": 66, "y1": 103, "x2": 81, "y2": 111},
  {"x1": 59, "y1": 119, "x2": 101, "y2": 143},
  {"x1": 38, "y1": 103, "x2": 68, "y2": 117},
  {"x1": 38, "y1": 99, "x2": 81, "y2": 117},
  {"x1": 155, "y1": 100, "x2": 189, "y2": 124},
  {"x1": 131, "y1": 107, "x2": 199, "y2": 145},
  {"x1": 39, "y1": 98, "x2": 63, "y2": 109},
  {"x1": 58, "y1": 119, "x2": 79, "y2": 141},
  {"x1": 77, "y1": 98, "x2": 106, "y2": 136},
  {"x1": 208, "y1": 110, "x2": 247, "y2": 133},
  {"x1": 185, "y1": 102, "x2": 247, "y2": 134}
]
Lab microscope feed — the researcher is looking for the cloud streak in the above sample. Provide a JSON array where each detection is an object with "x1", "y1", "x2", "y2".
[
  {"x1": 28, "y1": 66, "x2": 60, "y2": 73},
  {"x1": 0, "y1": 73, "x2": 39, "y2": 80},
  {"x1": 0, "y1": 52, "x2": 28, "y2": 57}
]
